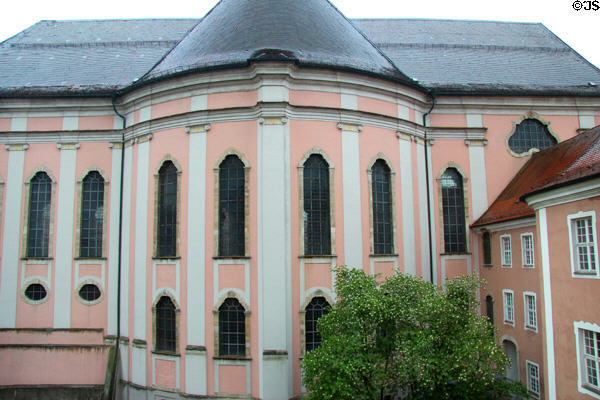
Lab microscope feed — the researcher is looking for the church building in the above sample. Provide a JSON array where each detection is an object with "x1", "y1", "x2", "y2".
[{"x1": 0, "y1": 0, "x2": 599, "y2": 398}]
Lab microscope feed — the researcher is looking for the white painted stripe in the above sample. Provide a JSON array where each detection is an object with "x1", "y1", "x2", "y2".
[
  {"x1": 539, "y1": 208, "x2": 556, "y2": 400},
  {"x1": 53, "y1": 148, "x2": 77, "y2": 328},
  {"x1": 0, "y1": 149, "x2": 25, "y2": 327},
  {"x1": 139, "y1": 106, "x2": 151, "y2": 123},
  {"x1": 131, "y1": 344, "x2": 146, "y2": 386},
  {"x1": 187, "y1": 130, "x2": 206, "y2": 346},
  {"x1": 185, "y1": 352, "x2": 207, "y2": 395},
  {"x1": 468, "y1": 144, "x2": 488, "y2": 220},
  {"x1": 257, "y1": 119, "x2": 292, "y2": 399},
  {"x1": 134, "y1": 140, "x2": 150, "y2": 340},
  {"x1": 399, "y1": 138, "x2": 416, "y2": 275},
  {"x1": 119, "y1": 146, "x2": 132, "y2": 338},
  {"x1": 10, "y1": 117, "x2": 26, "y2": 131},
  {"x1": 416, "y1": 142, "x2": 429, "y2": 282},
  {"x1": 190, "y1": 95, "x2": 208, "y2": 111},
  {"x1": 107, "y1": 145, "x2": 122, "y2": 336},
  {"x1": 579, "y1": 115, "x2": 595, "y2": 130},
  {"x1": 341, "y1": 129, "x2": 363, "y2": 268},
  {"x1": 62, "y1": 116, "x2": 78, "y2": 131},
  {"x1": 466, "y1": 114, "x2": 482, "y2": 128},
  {"x1": 340, "y1": 93, "x2": 357, "y2": 110}
]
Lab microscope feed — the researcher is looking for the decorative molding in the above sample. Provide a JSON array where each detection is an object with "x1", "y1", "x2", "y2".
[
  {"x1": 465, "y1": 139, "x2": 488, "y2": 147},
  {"x1": 472, "y1": 217, "x2": 536, "y2": 233},
  {"x1": 56, "y1": 143, "x2": 80, "y2": 150},
  {"x1": 525, "y1": 177, "x2": 600, "y2": 210},
  {"x1": 4, "y1": 144, "x2": 28, "y2": 151},
  {"x1": 337, "y1": 122, "x2": 362, "y2": 132},
  {"x1": 186, "y1": 124, "x2": 211, "y2": 134},
  {"x1": 258, "y1": 117, "x2": 288, "y2": 125}
]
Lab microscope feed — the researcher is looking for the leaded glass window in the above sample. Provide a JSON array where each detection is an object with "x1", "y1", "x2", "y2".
[
  {"x1": 583, "y1": 329, "x2": 600, "y2": 389},
  {"x1": 303, "y1": 155, "x2": 330, "y2": 255},
  {"x1": 79, "y1": 284, "x2": 101, "y2": 302},
  {"x1": 157, "y1": 161, "x2": 177, "y2": 257},
  {"x1": 24, "y1": 283, "x2": 47, "y2": 301},
  {"x1": 508, "y1": 119, "x2": 557, "y2": 154},
  {"x1": 219, "y1": 156, "x2": 245, "y2": 257},
  {"x1": 372, "y1": 160, "x2": 393, "y2": 255},
  {"x1": 27, "y1": 172, "x2": 52, "y2": 258},
  {"x1": 441, "y1": 168, "x2": 466, "y2": 253},
  {"x1": 80, "y1": 171, "x2": 104, "y2": 258},
  {"x1": 483, "y1": 232, "x2": 492, "y2": 265},
  {"x1": 305, "y1": 296, "x2": 330, "y2": 352},
  {"x1": 156, "y1": 296, "x2": 176, "y2": 352},
  {"x1": 219, "y1": 298, "x2": 245, "y2": 356}
]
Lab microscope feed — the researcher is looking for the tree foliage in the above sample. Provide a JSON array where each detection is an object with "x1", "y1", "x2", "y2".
[{"x1": 302, "y1": 267, "x2": 529, "y2": 400}]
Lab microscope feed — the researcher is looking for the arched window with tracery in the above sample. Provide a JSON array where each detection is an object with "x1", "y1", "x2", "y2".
[
  {"x1": 303, "y1": 154, "x2": 331, "y2": 255},
  {"x1": 305, "y1": 296, "x2": 330, "y2": 352},
  {"x1": 441, "y1": 168, "x2": 466, "y2": 253},
  {"x1": 219, "y1": 155, "x2": 245, "y2": 257},
  {"x1": 27, "y1": 171, "x2": 52, "y2": 258},
  {"x1": 80, "y1": 171, "x2": 104, "y2": 258},
  {"x1": 157, "y1": 161, "x2": 178, "y2": 257},
  {"x1": 218, "y1": 298, "x2": 246, "y2": 356},
  {"x1": 372, "y1": 159, "x2": 393, "y2": 255},
  {"x1": 155, "y1": 296, "x2": 176, "y2": 352}
]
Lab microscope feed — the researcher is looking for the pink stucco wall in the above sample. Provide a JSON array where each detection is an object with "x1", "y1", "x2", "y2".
[
  {"x1": 357, "y1": 96, "x2": 397, "y2": 118},
  {"x1": 289, "y1": 90, "x2": 340, "y2": 108}
]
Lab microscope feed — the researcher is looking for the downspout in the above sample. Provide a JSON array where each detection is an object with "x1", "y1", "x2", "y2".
[
  {"x1": 111, "y1": 93, "x2": 126, "y2": 364},
  {"x1": 422, "y1": 91, "x2": 436, "y2": 283}
]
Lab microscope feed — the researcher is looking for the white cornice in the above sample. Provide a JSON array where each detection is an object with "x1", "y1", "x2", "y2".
[
  {"x1": 525, "y1": 177, "x2": 600, "y2": 210},
  {"x1": 472, "y1": 217, "x2": 536, "y2": 232}
]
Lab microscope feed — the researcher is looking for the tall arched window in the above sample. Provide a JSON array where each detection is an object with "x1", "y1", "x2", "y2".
[
  {"x1": 155, "y1": 296, "x2": 176, "y2": 352},
  {"x1": 157, "y1": 161, "x2": 177, "y2": 257},
  {"x1": 80, "y1": 171, "x2": 104, "y2": 258},
  {"x1": 218, "y1": 298, "x2": 246, "y2": 356},
  {"x1": 372, "y1": 160, "x2": 393, "y2": 255},
  {"x1": 303, "y1": 154, "x2": 330, "y2": 255},
  {"x1": 219, "y1": 155, "x2": 245, "y2": 257},
  {"x1": 305, "y1": 296, "x2": 330, "y2": 352},
  {"x1": 441, "y1": 168, "x2": 466, "y2": 253},
  {"x1": 27, "y1": 172, "x2": 52, "y2": 258}
]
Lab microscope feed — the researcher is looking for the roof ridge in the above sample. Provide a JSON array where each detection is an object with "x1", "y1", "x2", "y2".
[
  {"x1": 351, "y1": 17, "x2": 544, "y2": 25},
  {"x1": 375, "y1": 43, "x2": 569, "y2": 53}
]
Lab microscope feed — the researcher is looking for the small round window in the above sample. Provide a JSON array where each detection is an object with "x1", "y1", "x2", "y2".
[
  {"x1": 79, "y1": 284, "x2": 101, "y2": 302},
  {"x1": 24, "y1": 283, "x2": 47, "y2": 301}
]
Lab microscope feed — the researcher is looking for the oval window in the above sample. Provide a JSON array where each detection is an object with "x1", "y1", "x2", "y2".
[
  {"x1": 24, "y1": 283, "x2": 47, "y2": 301},
  {"x1": 79, "y1": 284, "x2": 101, "y2": 302}
]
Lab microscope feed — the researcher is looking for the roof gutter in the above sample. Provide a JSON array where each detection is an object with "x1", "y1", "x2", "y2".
[{"x1": 422, "y1": 91, "x2": 436, "y2": 283}]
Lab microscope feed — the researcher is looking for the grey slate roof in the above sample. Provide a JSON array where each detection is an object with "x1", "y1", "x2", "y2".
[
  {"x1": 0, "y1": 19, "x2": 199, "y2": 96},
  {"x1": 1, "y1": 3, "x2": 600, "y2": 97},
  {"x1": 353, "y1": 18, "x2": 600, "y2": 95},
  {"x1": 142, "y1": 0, "x2": 414, "y2": 86}
]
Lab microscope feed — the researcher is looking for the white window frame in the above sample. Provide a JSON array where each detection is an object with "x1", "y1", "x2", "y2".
[
  {"x1": 526, "y1": 360, "x2": 541, "y2": 398},
  {"x1": 503, "y1": 289, "x2": 515, "y2": 326},
  {"x1": 501, "y1": 235, "x2": 512, "y2": 267},
  {"x1": 574, "y1": 321, "x2": 600, "y2": 399},
  {"x1": 521, "y1": 232, "x2": 535, "y2": 268},
  {"x1": 523, "y1": 292, "x2": 537, "y2": 332},
  {"x1": 568, "y1": 211, "x2": 599, "y2": 279}
]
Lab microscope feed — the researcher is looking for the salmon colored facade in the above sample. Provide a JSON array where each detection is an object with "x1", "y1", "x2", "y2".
[{"x1": 1, "y1": 2, "x2": 600, "y2": 399}]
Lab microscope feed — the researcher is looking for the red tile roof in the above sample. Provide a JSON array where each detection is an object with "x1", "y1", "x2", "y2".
[{"x1": 472, "y1": 126, "x2": 600, "y2": 227}]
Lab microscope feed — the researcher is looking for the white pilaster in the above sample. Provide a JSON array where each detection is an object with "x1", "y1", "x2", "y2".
[
  {"x1": 53, "y1": 143, "x2": 79, "y2": 328},
  {"x1": 0, "y1": 145, "x2": 26, "y2": 327},
  {"x1": 10, "y1": 117, "x2": 27, "y2": 131},
  {"x1": 466, "y1": 140, "x2": 489, "y2": 220},
  {"x1": 257, "y1": 117, "x2": 292, "y2": 400},
  {"x1": 119, "y1": 144, "x2": 133, "y2": 338},
  {"x1": 107, "y1": 143, "x2": 123, "y2": 336},
  {"x1": 579, "y1": 114, "x2": 595, "y2": 130},
  {"x1": 185, "y1": 124, "x2": 209, "y2": 396},
  {"x1": 62, "y1": 116, "x2": 79, "y2": 131},
  {"x1": 539, "y1": 208, "x2": 556, "y2": 400},
  {"x1": 339, "y1": 123, "x2": 363, "y2": 269},
  {"x1": 131, "y1": 342, "x2": 147, "y2": 386},
  {"x1": 398, "y1": 134, "x2": 416, "y2": 275},
  {"x1": 340, "y1": 93, "x2": 357, "y2": 110},
  {"x1": 134, "y1": 136, "x2": 151, "y2": 340}
]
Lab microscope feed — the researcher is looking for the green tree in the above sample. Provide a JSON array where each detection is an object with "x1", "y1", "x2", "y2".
[{"x1": 302, "y1": 267, "x2": 529, "y2": 400}]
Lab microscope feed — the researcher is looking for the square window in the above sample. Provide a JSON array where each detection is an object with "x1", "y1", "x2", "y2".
[
  {"x1": 501, "y1": 235, "x2": 512, "y2": 267},
  {"x1": 568, "y1": 212, "x2": 599, "y2": 278},
  {"x1": 526, "y1": 360, "x2": 540, "y2": 398},
  {"x1": 521, "y1": 233, "x2": 534, "y2": 268},
  {"x1": 524, "y1": 292, "x2": 537, "y2": 332},
  {"x1": 503, "y1": 289, "x2": 514, "y2": 326},
  {"x1": 575, "y1": 323, "x2": 600, "y2": 398}
]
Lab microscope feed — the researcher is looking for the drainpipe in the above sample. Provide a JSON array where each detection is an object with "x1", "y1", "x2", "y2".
[
  {"x1": 422, "y1": 91, "x2": 436, "y2": 283},
  {"x1": 111, "y1": 94, "x2": 126, "y2": 362}
]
